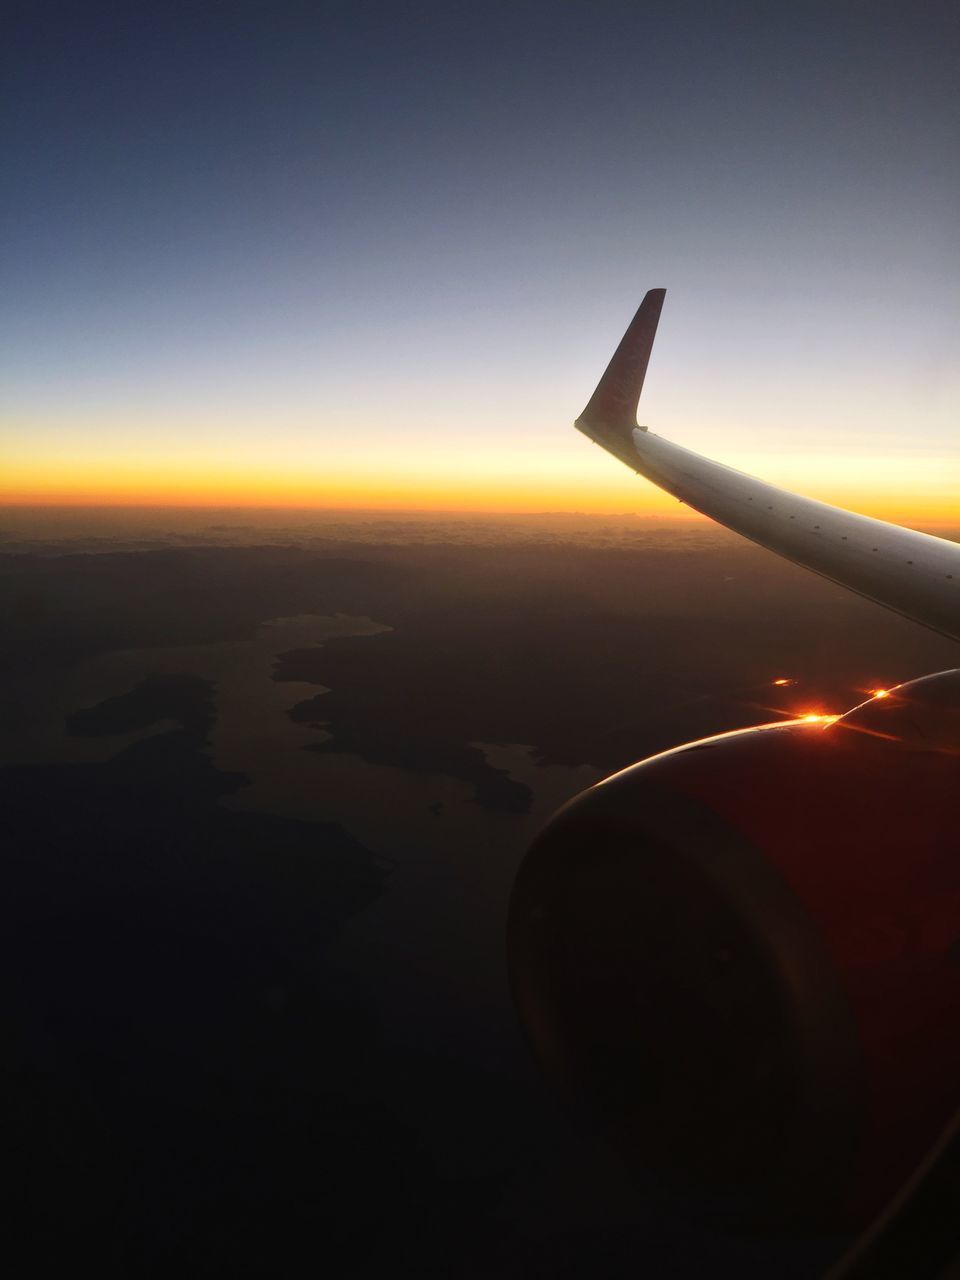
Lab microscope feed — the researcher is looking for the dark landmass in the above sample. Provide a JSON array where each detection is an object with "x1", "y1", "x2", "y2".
[
  {"x1": 0, "y1": 546, "x2": 406, "y2": 668},
  {"x1": 271, "y1": 541, "x2": 957, "y2": 795},
  {"x1": 67, "y1": 672, "x2": 217, "y2": 740},
  {"x1": 4, "y1": 529, "x2": 953, "y2": 1277},
  {"x1": 3, "y1": 539, "x2": 956, "y2": 735},
  {"x1": 3, "y1": 725, "x2": 403, "y2": 1273},
  {"x1": 284, "y1": 647, "x2": 532, "y2": 812}
]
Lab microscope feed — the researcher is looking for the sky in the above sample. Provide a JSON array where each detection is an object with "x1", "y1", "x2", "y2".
[{"x1": 2, "y1": 0, "x2": 958, "y2": 519}]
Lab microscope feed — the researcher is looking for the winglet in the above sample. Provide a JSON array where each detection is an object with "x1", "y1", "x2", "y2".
[{"x1": 575, "y1": 289, "x2": 666, "y2": 440}]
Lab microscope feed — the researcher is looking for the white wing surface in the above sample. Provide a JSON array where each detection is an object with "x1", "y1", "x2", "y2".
[{"x1": 576, "y1": 290, "x2": 960, "y2": 644}]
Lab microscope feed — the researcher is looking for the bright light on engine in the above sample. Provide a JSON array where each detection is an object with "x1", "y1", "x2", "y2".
[
  {"x1": 773, "y1": 678, "x2": 792, "y2": 686},
  {"x1": 872, "y1": 688, "x2": 890, "y2": 698}
]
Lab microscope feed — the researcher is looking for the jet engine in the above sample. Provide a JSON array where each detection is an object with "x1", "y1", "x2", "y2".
[{"x1": 508, "y1": 670, "x2": 960, "y2": 1231}]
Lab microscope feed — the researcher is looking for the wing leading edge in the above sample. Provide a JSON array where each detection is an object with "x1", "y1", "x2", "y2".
[{"x1": 576, "y1": 291, "x2": 960, "y2": 644}]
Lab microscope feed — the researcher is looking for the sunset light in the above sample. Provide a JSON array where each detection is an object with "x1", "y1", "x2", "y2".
[
  {"x1": 4, "y1": 5, "x2": 959, "y2": 1272},
  {"x1": 2, "y1": 434, "x2": 957, "y2": 519}
]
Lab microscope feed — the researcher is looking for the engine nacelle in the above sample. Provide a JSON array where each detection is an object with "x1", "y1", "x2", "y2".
[{"x1": 508, "y1": 670, "x2": 960, "y2": 1230}]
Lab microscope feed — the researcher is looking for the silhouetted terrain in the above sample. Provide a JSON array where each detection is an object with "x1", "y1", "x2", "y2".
[{"x1": 2, "y1": 517, "x2": 957, "y2": 1277}]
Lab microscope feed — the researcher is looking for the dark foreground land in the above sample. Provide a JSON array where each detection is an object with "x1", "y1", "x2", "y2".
[{"x1": 2, "y1": 514, "x2": 957, "y2": 1277}]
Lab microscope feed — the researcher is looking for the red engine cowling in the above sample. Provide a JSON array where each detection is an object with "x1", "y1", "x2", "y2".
[{"x1": 507, "y1": 670, "x2": 960, "y2": 1230}]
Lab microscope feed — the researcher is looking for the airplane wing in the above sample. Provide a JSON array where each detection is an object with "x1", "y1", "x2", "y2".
[{"x1": 576, "y1": 290, "x2": 960, "y2": 644}]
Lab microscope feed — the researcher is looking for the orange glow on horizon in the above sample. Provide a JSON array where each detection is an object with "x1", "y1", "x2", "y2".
[
  {"x1": 1, "y1": 463, "x2": 957, "y2": 522},
  {"x1": 1, "y1": 433, "x2": 957, "y2": 522},
  {"x1": 0, "y1": 456, "x2": 687, "y2": 515}
]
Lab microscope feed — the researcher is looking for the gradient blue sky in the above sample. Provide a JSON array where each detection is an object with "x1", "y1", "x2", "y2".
[{"x1": 2, "y1": 1, "x2": 958, "y2": 513}]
